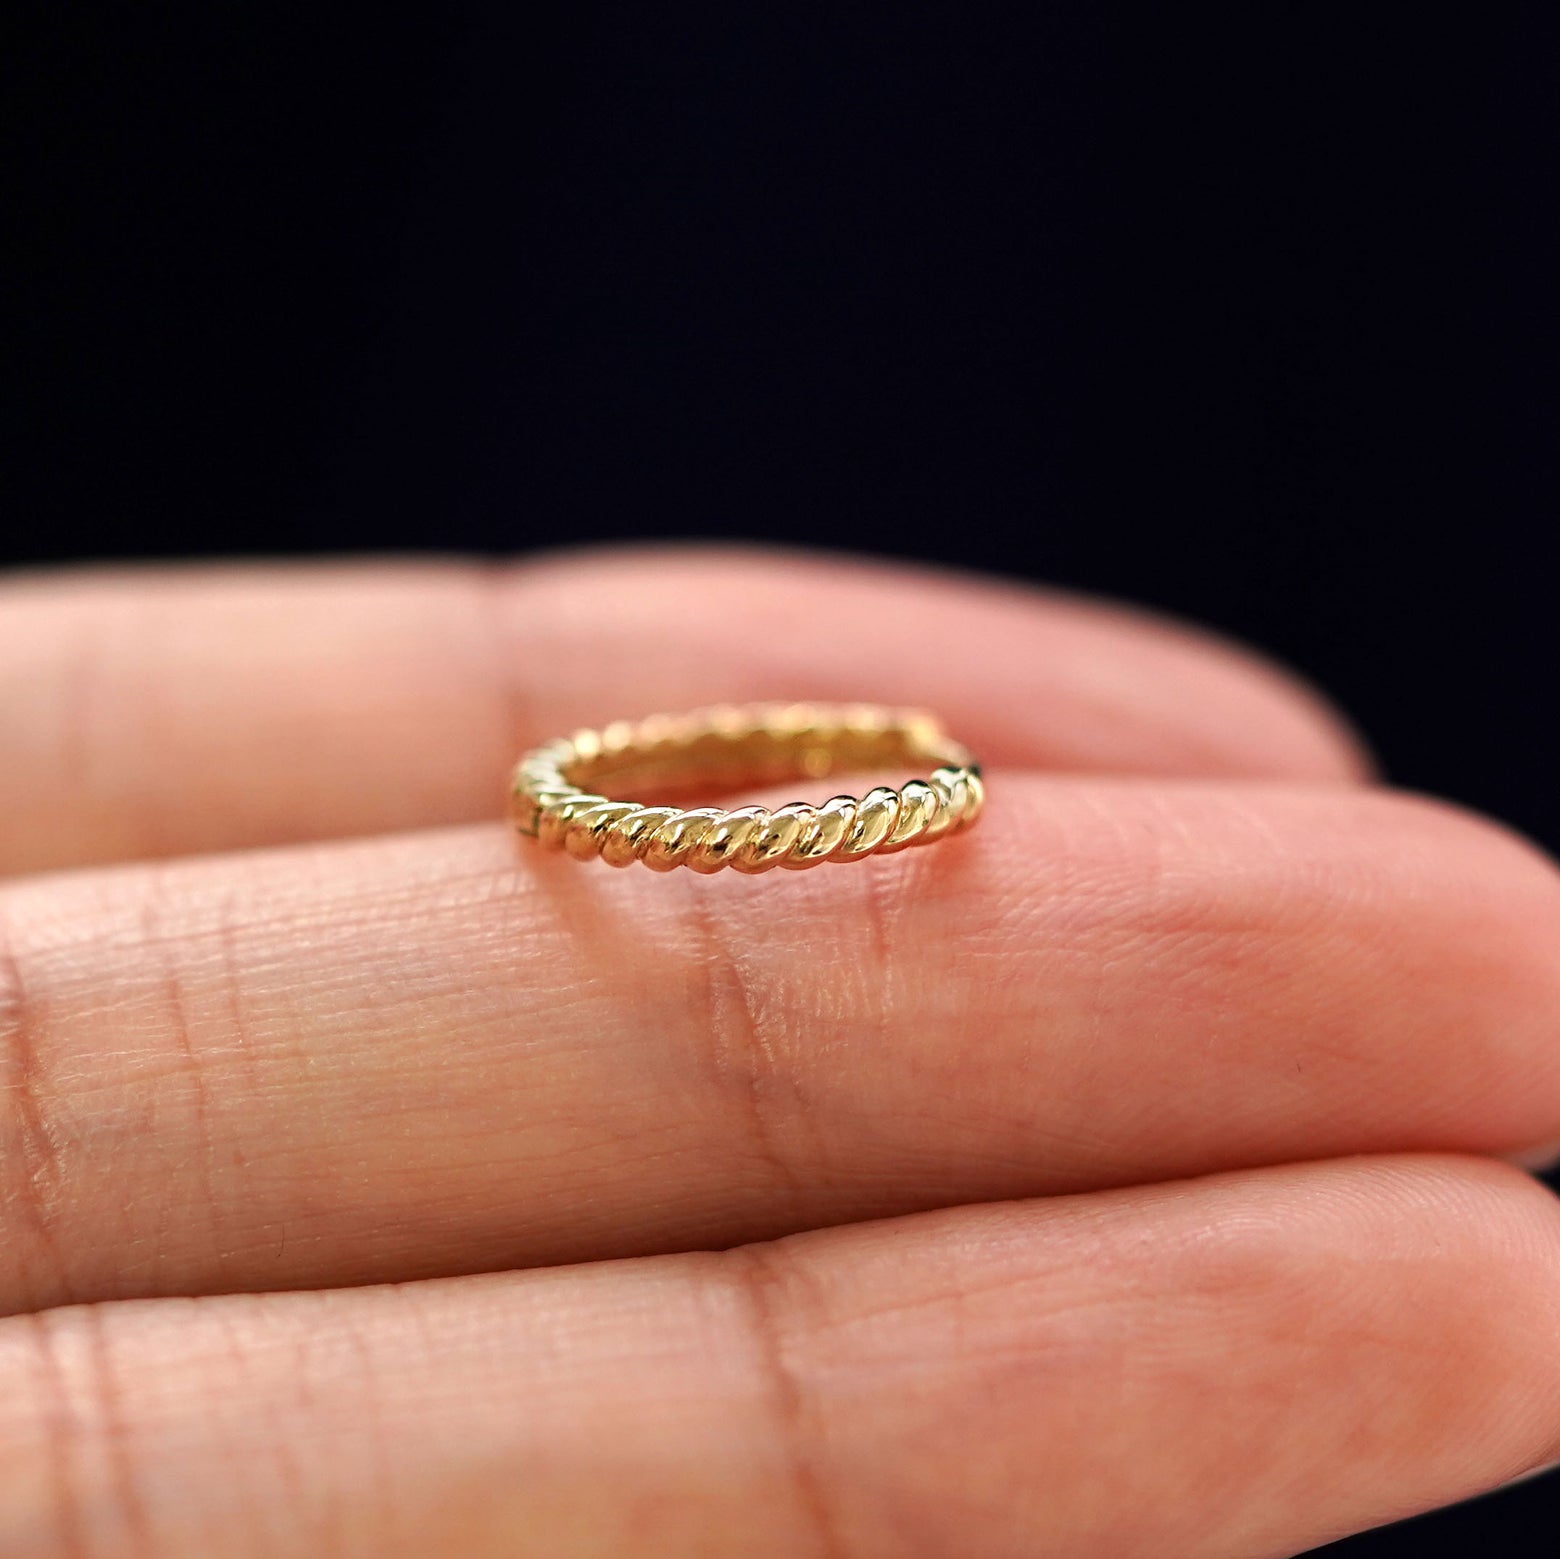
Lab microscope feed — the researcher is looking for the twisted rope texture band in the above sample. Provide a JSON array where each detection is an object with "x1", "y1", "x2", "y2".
[{"x1": 510, "y1": 703, "x2": 983, "y2": 873}]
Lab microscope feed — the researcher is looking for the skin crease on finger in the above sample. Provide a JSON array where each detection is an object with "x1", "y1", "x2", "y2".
[
  {"x1": 0, "y1": 546, "x2": 1374, "y2": 874},
  {"x1": 0, "y1": 1159, "x2": 1559, "y2": 1558},
  {"x1": 3, "y1": 779, "x2": 1560, "y2": 1313}
]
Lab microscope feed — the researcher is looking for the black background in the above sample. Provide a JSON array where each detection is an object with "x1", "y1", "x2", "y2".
[{"x1": 5, "y1": 5, "x2": 1558, "y2": 1552}]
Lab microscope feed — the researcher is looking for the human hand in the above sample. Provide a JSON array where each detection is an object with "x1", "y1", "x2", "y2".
[{"x1": 3, "y1": 546, "x2": 1559, "y2": 1557}]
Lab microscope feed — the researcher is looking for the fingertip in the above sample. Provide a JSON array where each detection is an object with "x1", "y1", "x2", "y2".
[{"x1": 507, "y1": 543, "x2": 1376, "y2": 786}]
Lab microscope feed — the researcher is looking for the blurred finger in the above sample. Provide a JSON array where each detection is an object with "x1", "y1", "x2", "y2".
[{"x1": 0, "y1": 546, "x2": 1369, "y2": 873}]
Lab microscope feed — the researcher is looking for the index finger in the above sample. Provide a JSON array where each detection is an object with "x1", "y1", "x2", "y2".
[{"x1": 0, "y1": 545, "x2": 1369, "y2": 874}]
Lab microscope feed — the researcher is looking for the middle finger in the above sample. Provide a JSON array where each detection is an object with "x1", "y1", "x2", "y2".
[{"x1": 3, "y1": 777, "x2": 1560, "y2": 1314}]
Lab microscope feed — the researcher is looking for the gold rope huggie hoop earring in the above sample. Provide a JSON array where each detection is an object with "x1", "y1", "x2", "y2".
[{"x1": 510, "y1": 702, "x2": 983, "y2": 874}]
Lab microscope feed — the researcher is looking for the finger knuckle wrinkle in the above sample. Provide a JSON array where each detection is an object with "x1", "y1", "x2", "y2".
[
  {"x1": 13, "y1": 1310, "x2": 153, "y2": 1559},
  {"x1": 728, "y1": 1245, "x2": 846, "y2": 1559},
  {"x1": 0, "y1": 925, "x2": 72, "y2": 1296},
  {"x1": 684, "y1": 897, "x2": 802, "y2": 1198}
]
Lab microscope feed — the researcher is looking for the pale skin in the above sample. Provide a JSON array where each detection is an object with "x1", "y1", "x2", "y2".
[{"x1": 2, "y1": 546, "x2": 1560, "y2": 1557}]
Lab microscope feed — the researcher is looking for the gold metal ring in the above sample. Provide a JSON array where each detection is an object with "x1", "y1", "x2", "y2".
[{"x1": 509, "y1": 702, "x2": 984, "y2": 873}]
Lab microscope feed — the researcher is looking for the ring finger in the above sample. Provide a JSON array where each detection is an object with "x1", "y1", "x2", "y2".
[
  {"x1": 3, "y1": 1158, "x2": 1558, "y2": 1557},
  {"x1": 4, "y1": 776, "x2": 1559, "y2": 1314}
]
